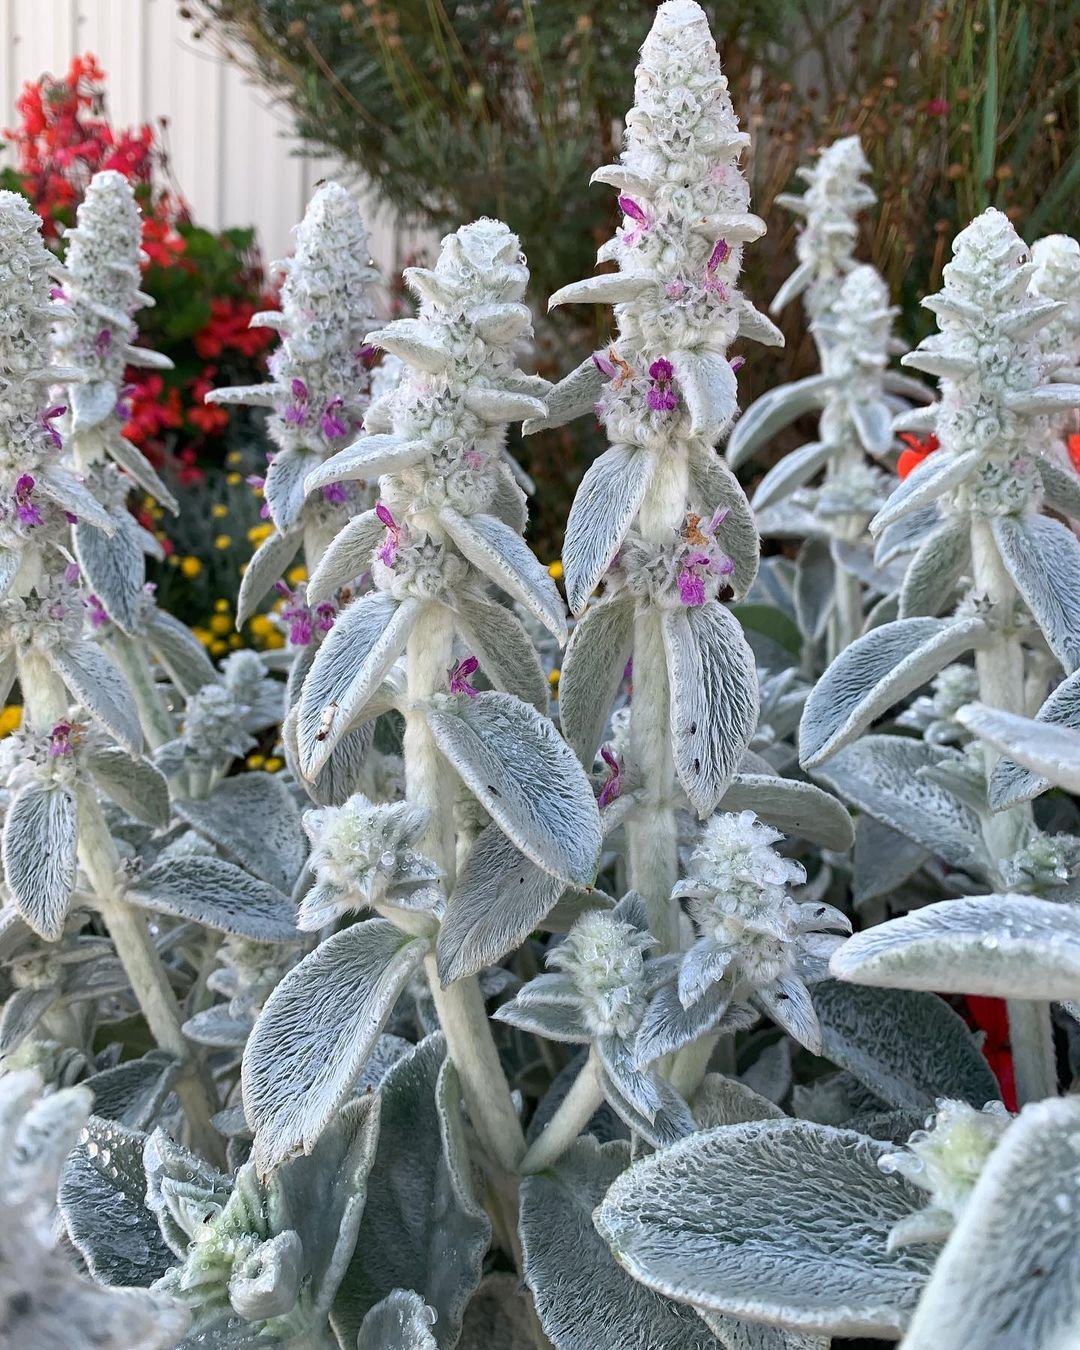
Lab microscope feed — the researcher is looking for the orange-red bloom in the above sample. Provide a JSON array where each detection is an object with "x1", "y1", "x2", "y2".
[{"x1": 897, "y1": 432, "x2": 940, "y2": 479}]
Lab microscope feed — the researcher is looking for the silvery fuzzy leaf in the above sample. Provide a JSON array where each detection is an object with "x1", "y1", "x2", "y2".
[
  {"x1": 306, "y1": 510, "x2": 382, "y2": 605},
  {"x1": 424, "y1": 691, "x2": 601, "y2": 886},
  {"x1": 593, "y1": 1120, "x2": 933, "y2": 1338},
  {"x1": 297, "y1": 592, "x2": 420, "y2": 778},
  {"x1": 0, "y1": 986, "x2": 58, "y2": 1055},
  {"x1": 2, "y1": 780, "x2": 78, "y2": 941},
  {"x1": 263, "y1": 447, "x2": 314, "y2": 532},
  {"x1": 82, "y1": 1053, "x2": 179, "y2": 1129},
  {"x1": 670, "y1": 349, "x2": 738, "y2": 442},
  {"x1": 976, "y1": 675, "x2": 1080, "y2": 805},
  {"x1": 127, "y1": 856, "x2": 300, "y2": 943},
  {"x1": 548, "y1": 273, "x2": 656, "y2": 309},
  {"x1": 598, "y1": 1061, "x2": 697, "y2": 1150},
  {"x1": 849, "y1": 397, "x2": 894, "y2": 456},
  {"x1": 634, "y1": 981, "x2": 734, "y2": 1067},
  {"x1": 331, "y1": 1037, "x2": 490, "y2": 1350},
  {"x1": 686, "y1": 444, "x2": 760, "y2": 600},
  {"x1": 366, "y1": 321, "x2": 450, "y2": 373},
  {"x1": 890, "y1": 404, "x2": 938, "y2": 434},
  {"x1": 464, "y1": 387, "x2": 547, "y2": 424},
  {"x1": 306, "y1": 435, "x2": 430, "y2": 492},
  {"x1": 794, "y1": 538, "x2": 833, "y2": 643},
  {"x1": 717, "y1": 774, "x2": 855, "y2": 853},
  {"x1": 267, "y1": 1094, "x2": 381, "y2": 1323},
  {"x1": 1037, "y1": 455, "x2": 1080, "y2": 520},
  {"x1": 85, "y1": 746, "x2": 170, "y2": 827},
  {"x1": 662, "y1": 602, "x2": 759, "y2": 816},
  {"x1": 726, "y1": 374, "x2": 836, "y2": 470},
  {"x1": 901, "y1": 1094, "x2": 1080, "y2": 1350},
  {"x1": 74, "y1": 515, "x2": 145, "y2": 634},
  {"x1": 898, "y1": 518, "x2": 971, "y2": 618},
  {"x1": 812, "y1": 737, "x2": 990, "y2": 873},
  {"x1": 357, "y1": 1291, "x2": 438, "y2": 1350},
  {"x1": 562, "y1": 444, "x2": 654, "y2": 615},
  {"x1": 557, "y1": 594, "x2": 634, "y2": 765},
  {"x1": 282, "y1": 703, "x2": 375, "y2": 809},
  {"x1": 469, "y1": 300, "x2": 535, "y2": 346},
  {"x1": 519, "y1": 1138, "x2": 725, "y2": 1350},
  {"x1": 236, "y1": 528, "x2": 302, "y2": 625},
  {"x1": 1004, "y1": 381, "x2": 1080, "y2": 413},
  {"x1": 699, "y1": 1310, "x2": 827, "y2": 1350},
  {"x1": 143, "y1": 1129, "x2": 233, "y2": 1257},
  {"x1": 242, "y1": 919, "x2": 428, "y2": 1173},
  {"x1": 750, "y1": 441, "x2": 833, "y2": 511},
  {"x1": 0, "y1": 551, "x2": 19, "y2": 604},
  {"x1": 48, "y1": 640, "x2": 142, "y2": 752},
  {"x1": 439, "y1": 509, "x2": 566, "y2": 641},
  {"x1": 597, "y1": 1034, "x2": 662, "y2": 1119},
  {"x1": 71, "y1": 379, "x2": 119, "y2": 431},
  {"x1": 736, "y1": 298, "x2": 785, "y2": 347},
  {"x1": 882, "y1": 369, "x2": 935, "y2": 403},
  {"x1": 182, "y1": 1005, "x2": 253, "y2": 1049},
  {"x1": 436, "y1": 823, "x2": 563, "y2": 984},
  {"x1": 174, "y1": 773, "x2": 307, "y2": 892},
  {"x1": 754, "y1": 502, "x2": 826, "y2": 542},
  {"x1": 487, "y1": 459, "x2": 529, "y2": 533},
  {"x1": 873, "y1": 505, "x2": 940, "y2": 567},
  {"x1": 454, "y1": 592, "x2": 549, "y2": 712},
  {"x1": 539, "y1": 885, "x2": 616, "y2": 932},
  {"x1": 104, "y1": 433, "x2": 179, "y2": 513},
  {"x1": 692, "y1": 1074, "x2": 786, "y2": 1129},
  {"x1": 143, "y1": 608, "x2": 219, "y2": 695},
  {"x1": 768, "y1": 257, "x2": 816, "y2": 313},
  {"x1": 755, "y1": 977, "x2": 822, "y2": 1054},
  {"x1": 868, "y1": 448, "x2": 981, "y2": 536},
  {"x1": 798, "y1": 616, "x2": 988, "y2": 768},
  {"x1": 0, "y1": 1261, "x2": 189, "y2": 1349},
  {"x1": 522, "y1": 353, "x2": 605, "y2": 435},
  {"x1": 36, "y1": 466, "x2": 116, "y2": 532},
  {"x1": 830, "y1": 893, "x2": 1080, "y2": 1000},
  {"x1": 992, "y1": 512, "x2": 1080, "y2": 671},
  {"x1": 861, "y1": 591, "x2": 900, "y2": 632},
  {"x1": 852, "y1": 816, "x2": 930, "y2": 908},
  {"x1": 492, "y1": 997, "x2": 590, "y2": 1042},
  {"x1": 59, "y1": 1116, "x2": 174, "y2": 1286},
  {"x1": 811, "y1": 979, "x2": 1000, "y2": 1110}
]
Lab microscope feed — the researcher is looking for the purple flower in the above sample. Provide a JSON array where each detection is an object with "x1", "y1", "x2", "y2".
[
  {"x1": 291, "y1": 378, "x2": 309, "y2": 402},
  {"x1": 646, "y1": 356, "x2": 678, "y2": 413},
  {"x1": 707, "y1": 238, "x2": 730, "y2": 272},
  {"x1": 315, "y1": 601, "x2": 336, "y2": 634},
  {"x1": 465, "y1": 449, "x2": 485, "y2": 469},
  {"x1": 648, "y1": 358, "x2": 674, "y2": 382},
  {"x1": 375, "y1": 502, "x2": 402, "y2": 566},
  {"x1": 48, "y1": 722, "x2": 74, "y2": 757},
  {"x1": 115, "y1": 384, "x2": 136, "y2": 420},
  {"x1": 623, "y1": 657, "x2": 633, "y2": 682},
  {"x1": 730, "y1": 356, "x2": 746, "y2": 375},
  {"x1": 448, "y1": 655, "x2": 480, "y2": 699},
  {"x1": 357, "y1": 344, "x2": 379, "y2": 367},
  {"x1": 321, "y1": 482, "x2": 348, "y2": 506},
  {"x1": 646, "y1": 387, "x2": 678, "y2": 412},
  {"x1": 598, "y1": 746, "x2": 622, "y2": 807},
  {"x1": 40, "y1": 405, "x2": 65, "y2": 449},
  {"x1": 617, "y1": 196, "x2": 648, "y2": 226},
  {"x1": 64, "y1": 511, "x2": 78, "y2": 524},
  {"x1": 94, "y1": 328, "x2": 112, "y2": 356},
  {"x1": 677, "y1": 569, "x2": 706, "y2": 606},
  {"x1": 284, "y1": 378, "x2": 310, "y2": 427},
  {"x1": 49, "y1": 285, "x2": 66, "y2": 301},
  {"x1": 704, "y1": 506, "x2": 730, "y2": 535},
  {"x1": 321, "y1": 397, "x2": 348, "y2": 439},
  {"x1": 592, "y1": 351, "x2": 619, "y2": 380},
  {"x1": 13, "y1": 475, "x2": 43, "y2": 527},
  {"x1": 665, "y1": 280, "x2": 687, "y2": 299},
  {"x1": 64, "y1": 563, "x2": 81, "y2": 585},
  {"x1": 86, "y1": 594, "x2": 110, "y2": 628}
]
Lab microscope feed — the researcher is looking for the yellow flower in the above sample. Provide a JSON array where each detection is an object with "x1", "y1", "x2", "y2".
[
  {"x1": 210, "y1": 614, "x2": 233, "y2": 635},
  {"x1": 246, "y1": 753, "x2": 266, "y2": 769},
  {"x1": 210, "y1": 639, "x2": 228, "y2": 657},
  {"x1": 214, "y1": 598, "x2": 230, "y2": 613},
  {"x1": 548, "y1": 667, "x2": 561, "y2": 686},
  {"x1": 0, "y1": 705, "x2": 23, "y2": 736},
  {"x1": 167, "y1": 554, "x2": 181, "y2": 567},
  {"x1": 226, "y1": 471, "x2": 242, "y2": 486},
  {"x1": 264, "y1": 756, "x2": 284, "y2": 773},
  {"x1": 226, "y1": 450, "x2": 243, "y2": 467},
  {"x1": 247, "y1": 523, "x2": 273, "y2": 545},
  {"x1": 211, "y1": 503, "x2": 228, "y2": 519},
  {"x1": 249, "y1": 614, "x2": 274, "y2": 637},
  {"x1": 228, "y1": 633, "x2": 242, "y2": 649},
  {"x1": 180, "y1": 556, "x2": 203, "y2": 578},
  {"x1": 192, "y1": 626, "x2": 212, "y2": 647},
  {"x1": 547, "y1": 560, "x2": 564, "y2": 581},
  {"x1": 214, "y1": 534, "x2": 233, "y2": 550},
  {"x1": 286, "y1": 564, "x2": 308, "y2": 585},
  {"x1": 262, "y1": 630, "x2": 285, "y2": 650}
]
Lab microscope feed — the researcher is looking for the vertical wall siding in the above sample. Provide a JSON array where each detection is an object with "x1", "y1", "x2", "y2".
[{"x1": 0, "y1": 0, "x2": 420, "y2": 280}]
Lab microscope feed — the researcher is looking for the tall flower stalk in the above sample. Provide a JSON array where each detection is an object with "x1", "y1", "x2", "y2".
[{"x1": 530, "y1": 0, "x2": 778, "y2": 947}]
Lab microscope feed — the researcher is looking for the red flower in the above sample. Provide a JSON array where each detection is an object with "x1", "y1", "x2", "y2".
[
  {"x1": 897, "y1": 432, "x2": 940, "y2": 479},
  {"x1": 193, "y1": 297, "x2": 274, "y2": 360},
  {"x1": 963, "y1": 996, "x2": 1017, "y2": 1111},
  {"x1": 926, "y1": 98, "x2": 950, "y2": 117},
  {"x1": 1067, "y1": 433, "x2": 1080, "y2": 475}
]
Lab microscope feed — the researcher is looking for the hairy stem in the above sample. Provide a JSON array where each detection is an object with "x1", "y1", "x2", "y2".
[
  {"x1": 109, "y1": 632, "x2": 175, "y2": 750},
  {"x1": 969, "y1": 516, "x2": 1053, "y2": 1102},
  {"x1": 668, "y1": 1029, "x2": 719, "y2": 1100},
  {"x1": 404, "y1": 609, "x2": 525, "y2": 1173},
  {"x1": 627, "y1": 450, "x2": 688, "y2": 950},
  {"x1": 519, "y1": 1050, "x2": 602, "y2": 1174}
]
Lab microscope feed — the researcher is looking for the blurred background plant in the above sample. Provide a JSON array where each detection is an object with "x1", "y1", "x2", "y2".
[
  {"x1": 188, "y1": 0, "x2": 1080, "y2": 554},
  {"x1": 0, "y1": 52, "x2": 281, "y2": 643}
]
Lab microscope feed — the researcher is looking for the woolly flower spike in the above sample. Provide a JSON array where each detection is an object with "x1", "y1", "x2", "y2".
[
  {"x1": 1030, "y1": 234, "x2": 1080, "y2": 373},
  {"x1": 771, "y1": 135, "x2": 876, "y2": 322},
  {"x1": 879, "y1": 1099, "x2": 1011, "y2": 1250},
  {"x1": 671, "y1": 810, "x2": 850, "y2": 1052},
  {"x1": 494, "y1": 894, "x2": 699, "y2": 1147},
  {"x1": 298, "y1": 793, "x2": 442, "y2": 930},
  {"x1": 612, "y1": 514, "x2": 735, "y2": 611},
  {"x1": 211, "y1": 182, "x2": 380, "y2": 539}
]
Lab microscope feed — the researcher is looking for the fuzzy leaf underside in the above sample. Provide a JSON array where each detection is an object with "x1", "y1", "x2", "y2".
[
  {"x1": 454, "y1": 592, "x2": 549, "y2": 712},
  {"x1": 174, "y1": 773, "x2": 307, "y2": 892},
  {"x1": 127, "y1": 856, "x2": 300, "y2": 943},
  {"x1": 2, "y1": 779, "x2": 78, "y2": 941},
  {"x1": 992, "y1": 512, "x2": 1080, "y2": 672},
  {"x1": 557, "y1": 594, "x2": 634, "y2": 766},
  {"x1": 562, "y1": 444, "x2": 654, "y2": 615}
]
